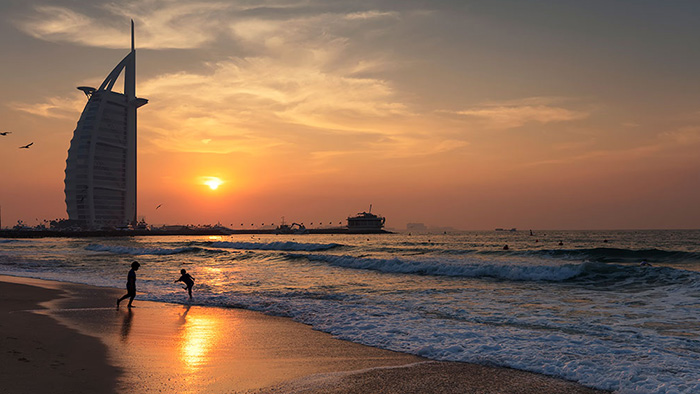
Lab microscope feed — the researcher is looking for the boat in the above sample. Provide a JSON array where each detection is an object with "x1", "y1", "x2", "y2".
[{"x1": 347, "y1": 205, "x2": 386, "y2": 233}]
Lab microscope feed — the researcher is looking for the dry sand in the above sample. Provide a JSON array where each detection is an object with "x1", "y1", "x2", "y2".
[{"x1": 0, "y1": 275, "x2": 609, "y2": 394}]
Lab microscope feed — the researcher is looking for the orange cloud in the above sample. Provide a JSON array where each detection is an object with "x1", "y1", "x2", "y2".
[
  {"x1": 10, "y1": 96, "x2": 84, "y2": 119},
  {"x1": 453, "y1": 99, "x2": 589, "y2": 129}
]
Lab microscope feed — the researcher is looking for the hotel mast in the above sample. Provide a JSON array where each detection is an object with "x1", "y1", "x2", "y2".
[{"x1": 64, "y1": 21, "x2": 148, "y2": 229}]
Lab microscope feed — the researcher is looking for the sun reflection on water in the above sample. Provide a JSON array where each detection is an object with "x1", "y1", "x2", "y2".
[{"x1": 178, "y1": 307, "x2": 224, "y2": 372}]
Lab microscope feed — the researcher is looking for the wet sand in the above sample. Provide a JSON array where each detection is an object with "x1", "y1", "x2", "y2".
[
  {"x1": 0, "y1": 275, "x2": 608, "y2": 394},
  {"x1": 0, "y1": 277, "x2": 119, "y2": 394}
]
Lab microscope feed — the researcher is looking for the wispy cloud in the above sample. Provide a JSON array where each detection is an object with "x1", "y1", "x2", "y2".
[
  {"x1": 661, "y1": 126, "x2": 700, "y2": 145},
  {"x1": 138, "y1": 53, "x2": 407, "y2": 154},
  {"x1": 449, "y1": 97, "x2": 589, "y2": 129},
  {"x1": 10, "y1": 96, "x2": 84, "y2": 119},
  {"x1": 13, "y1": 1, "x2": 465, "y2": 164},
  {"x1": 17, "y1": 1, "x2": 406, "y2": 50},
  {"x1": 18, "y1": 2, "x2": 232, "y2": 49},
  {"x1": 344, "y1": 11, "x2": 399, "y2": 20},
  {"x1": 521, "y1": 123, "x2": 700, "y2": 169}
]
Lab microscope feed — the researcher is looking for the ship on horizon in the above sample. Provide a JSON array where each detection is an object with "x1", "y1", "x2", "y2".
[{"x1": 347, "y1": 205, "x2": 386, "y2": 233}]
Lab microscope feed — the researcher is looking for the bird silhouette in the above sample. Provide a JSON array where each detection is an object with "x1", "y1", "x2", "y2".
[
  {"x1": 0, "y1": 131, "x2": 11, "y2": 136},
  {"x1": 156, "y1": 204, "x2": 162, "y2": 210},
  {"x1": 19, "y1": 142, "x2": 33, "y2": 149}
]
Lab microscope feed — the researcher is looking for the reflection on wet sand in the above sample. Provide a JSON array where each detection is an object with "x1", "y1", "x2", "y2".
[
  {"x1": 120, "y1": 309, "x2": 133, "y2": 343},
  {"x1": 1, "y1": 277, "x2": 614, "y2": 394},
  {"x1": 38, "y1": 285, "x2": 422, "y2": 394},
  {"x1": 178, "y1": 305, "x2": 225, "y2": 372}
]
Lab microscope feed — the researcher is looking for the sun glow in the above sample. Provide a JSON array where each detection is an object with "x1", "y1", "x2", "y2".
[{"x1": 203, "y1": 177, "x2": 223, "y2": 190}]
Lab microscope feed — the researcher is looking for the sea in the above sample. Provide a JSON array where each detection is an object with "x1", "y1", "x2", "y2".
[{"x1": 1, "y1": 230, "x2": 699, "y2": 394}]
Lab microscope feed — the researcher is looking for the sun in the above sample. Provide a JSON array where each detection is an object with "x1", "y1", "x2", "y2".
[{"x1": 203, "y1": 177, "x2": 223, "y2": 190}]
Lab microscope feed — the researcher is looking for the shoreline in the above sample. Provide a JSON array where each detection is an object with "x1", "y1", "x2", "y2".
[
  {"x1": 0, "y1": 274, "x2": 609, "y2": 394},
  {"x1": 0, "y1": 276, "x2": 120, "y2": 394}
]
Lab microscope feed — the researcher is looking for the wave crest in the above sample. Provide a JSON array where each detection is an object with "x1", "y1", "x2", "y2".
[
  {"x1": 295, "y1": 253, "x2": 700, "y2": 288},
  {"x1": 209, "y1": 241, "x2": 341, "y2": 252},
  {"x1": 528, "y1": 247, "x2": 700, "y2": 264},
  {"x1": 299, "y1": 254, "x2": 585, "y2": 281},
  {"x1": 85, "y1": 244, "x2": 200, "y2": 255}
]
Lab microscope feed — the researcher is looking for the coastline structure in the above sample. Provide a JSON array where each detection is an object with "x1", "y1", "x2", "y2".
[{"x1": 64, "y1": 21, "x2": 147, "y2": 229}]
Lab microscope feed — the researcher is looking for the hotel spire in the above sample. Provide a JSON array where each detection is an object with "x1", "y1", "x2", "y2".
[{"x1": 64, "y1": 20, "x2": 147, "y2": 229}]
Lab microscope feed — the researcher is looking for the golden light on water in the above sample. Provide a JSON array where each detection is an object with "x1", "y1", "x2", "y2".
[{"x1": 179, "y1": 310, "x2": 223, "y2": 371}]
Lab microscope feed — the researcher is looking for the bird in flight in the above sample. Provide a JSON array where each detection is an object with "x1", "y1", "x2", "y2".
[
  {"x1": 156, "y1": 204, "x2": 162, "y2": 210},
  {"x1": 19, "y1": 142, "x2": 33, "y2": 149},
  {"x1": 0, "y1": 131, "x2": 11, "y2": 136}
]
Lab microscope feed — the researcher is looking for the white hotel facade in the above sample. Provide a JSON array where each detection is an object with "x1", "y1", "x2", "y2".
[{"x1": 64, "y1": 22, "x2": 147, "y2": 229}]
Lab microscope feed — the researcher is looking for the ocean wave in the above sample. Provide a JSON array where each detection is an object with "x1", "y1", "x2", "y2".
[
  {"x1": 209, "y1": 241, "x2": 341, "y2": 252},
  {"x1": 297, "y1": 254, "x2": 585, "y2": 281},
  {"x1": 85, "y1": 244, "x2": 201, "y2": 255},
  {"x1": 524, "y1": 247, "x2": 700, "y2": 264},
  {"x1": 572, "y1": 260, "x2": 700, "y2": 288},
  {"x1": 294, "y1": 253, "x2": 700, "y2": 287}
]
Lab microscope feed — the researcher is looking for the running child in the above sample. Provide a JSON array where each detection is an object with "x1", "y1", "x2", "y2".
[
  {"x1": 175, "y1": 269, "x2": 195, "y2": 299},
  {"x1": 117, "y1": 261, "x2": 140, "y2": 308}
]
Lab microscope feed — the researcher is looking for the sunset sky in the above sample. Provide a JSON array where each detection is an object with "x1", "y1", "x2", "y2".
[{"x1": 1, "y1": 0, "x2": 700, "y2": 230}]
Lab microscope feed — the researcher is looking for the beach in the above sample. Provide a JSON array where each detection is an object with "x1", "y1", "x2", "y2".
[
  {"x1": 0, "y1": 275, "x2": 607, "y2": 394},
  {"x1": 0, "y1": 277, "x2": 119, "y2": 394}
]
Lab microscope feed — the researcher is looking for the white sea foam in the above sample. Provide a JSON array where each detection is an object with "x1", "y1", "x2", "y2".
[
  {"x1": 161, "y1": 289, "x2": 699, "y2": 394},
  {"x1": 85, "y1": 244, "x2": 198, "y2": 255},
  {"x1": 209, "y1": 241, "x2": 341, "y2": 252},
  {"x1": 301, "y1": 253, "x2": 585, "y2": 281}
]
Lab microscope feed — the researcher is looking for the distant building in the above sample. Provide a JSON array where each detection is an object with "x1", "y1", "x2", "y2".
[
  {"x1": 406, "y1": 223, "x2": 428, "y2": 232},
  {"x1": 64, "y1": 21, "x2": 147, "y2": 229}
]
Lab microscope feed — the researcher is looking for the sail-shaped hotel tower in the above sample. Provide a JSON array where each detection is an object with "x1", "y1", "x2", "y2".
[{"x1": 64, "y1": 21, "x2": 147, "y2": 229}]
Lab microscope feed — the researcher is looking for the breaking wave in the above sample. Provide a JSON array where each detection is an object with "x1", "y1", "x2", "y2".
[
  {"x1": 521, "y1": 247, "x2": 700, "y2": 264},
  {"x1": 294, "y1": 253, "x2": 700, "y2": 286},
  {"x1": 209, "y1": 241, "x2": 341, "y2": 252},
  {"x1": 296, "y1": 254, "x2": 585, "y2": 281},
  {"x1": 85, "y1": 244, "x2": 201, "y2": 255}
]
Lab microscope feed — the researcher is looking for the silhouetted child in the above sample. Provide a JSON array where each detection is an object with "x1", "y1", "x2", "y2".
[
  {"x1": 117, "y1": 261, "x2": 140, "y2": 308},
  {"x1": 175, "y1": 269, "x2": 195, "y2": 299}
]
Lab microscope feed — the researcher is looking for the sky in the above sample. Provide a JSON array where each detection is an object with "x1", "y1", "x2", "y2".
[{"x1": 1, "y1": 0, "x2": 700, "y2": 230}]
